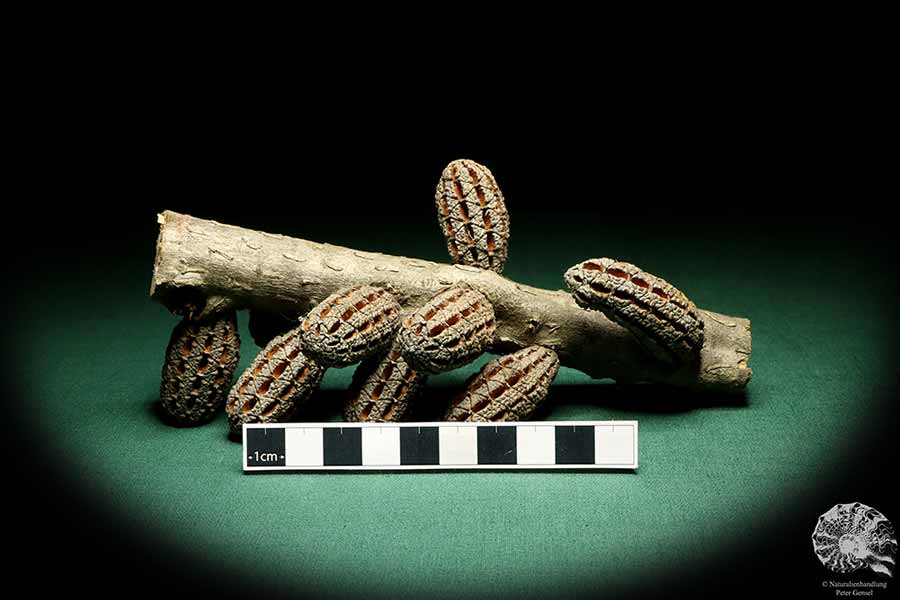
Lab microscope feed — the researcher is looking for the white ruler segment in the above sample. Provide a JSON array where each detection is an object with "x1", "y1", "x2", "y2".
[{"x1": 244, "y1": 421, "x2": 638, "y2": 472}]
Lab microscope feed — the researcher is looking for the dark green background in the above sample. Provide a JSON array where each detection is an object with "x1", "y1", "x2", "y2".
[
  {"x1": 7, "y1": 58, "x2": 898, "y2": 596},
  {"x1": 10, "y1": 197, "x2": 898, "y2": 598},
  {"x1": 8, "y1": 31, "x2": 898, "y2": 599}
]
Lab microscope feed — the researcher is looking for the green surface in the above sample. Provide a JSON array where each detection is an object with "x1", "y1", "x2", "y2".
[{"x1": 18, "y1": 222, "x2": 895, "y2": 598}]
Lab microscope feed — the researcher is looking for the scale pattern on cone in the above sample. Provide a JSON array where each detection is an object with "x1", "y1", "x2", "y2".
[
  {"x1": 445, "y1": 345, "x2": 559, "y2": 422},
  {"x1": 564, "y1": 258, "x2": 704, "y2": 364},
  {"x1": 343, "y1": 340, "x2": 426, "y2": 422},
  {"x1": 160, "y1": 311, "x2": 240, "y2": 426},
  {"x1": 397, "y1": 286, "x2": 496, "y2": 373},
  {"x1": 300, "y1": 285, "x2": 400, "y2": 367},
  {"x1": 435, "y1": 159, "x2": 510, "y2": 273},
  {"x1": 226, "y1": 328, "x2": 325, "y2": 434}
]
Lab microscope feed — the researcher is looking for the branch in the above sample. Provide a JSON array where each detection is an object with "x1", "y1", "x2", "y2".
[{"x1": 150, "y1": 211, "x2": 752, "y2": 393}]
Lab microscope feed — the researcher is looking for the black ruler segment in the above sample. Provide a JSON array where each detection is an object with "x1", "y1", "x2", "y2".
[
  {"x1": 555, "y1": 426, "x2": 596, "y2": 465},
  {"x1": 477, "y1": 426, "x2": 517, "y2": 464},
  {"x1": 244, "y1": 421, "x2": 638, "y2": 471},
  {"x1": 246, "y1": 428, "x2": 286, "y2": 467},
  {"x1": 323, "y1": 427, "x2": 362, "y2": 466},
  {"x1": 400, "y1": 427, "x2": 439, "y2": 465}
]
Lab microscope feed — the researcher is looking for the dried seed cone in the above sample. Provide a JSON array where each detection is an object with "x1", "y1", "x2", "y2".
[
  {"x1": 435, "y1": 159, "x2": 510, "y2": 273},
  {"x1": 159, "y1": 310, "x2": 241, "y2": 426},
  {"x1": 300, "y1": 285, "x2": 401, "y2": 367},
  {"x1": 248, "y1": 309, "x2": 296, "y2": 347},
  {"x1": 564, "y1": 258, "x2": 704, "y2": 365},
  {"x1": 397, "y1": 286, "x2": 496, "y2": 373},
  {"x1": 343, "y1": 340, "x2": 427, "y2": 422},
  {"x1": 445, "y1": 346, "x2": 560, "y2": 422},
  {"x1": 226, "y1": 328, "x2": 325, "y2": 434}
]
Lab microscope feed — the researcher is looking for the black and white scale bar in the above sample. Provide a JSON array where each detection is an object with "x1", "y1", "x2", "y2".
[{"x1": 243, "y1": 421, "x2": 637, "y2": 471}]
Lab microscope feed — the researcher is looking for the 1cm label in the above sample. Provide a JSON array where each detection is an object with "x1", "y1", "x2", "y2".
[{"x1": 249, "y1": 451, "x2": 283, "y2": 462}]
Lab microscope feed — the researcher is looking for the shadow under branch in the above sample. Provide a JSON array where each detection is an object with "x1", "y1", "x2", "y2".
[{"x1": 147, "y1": 380, "x2": 748, "y2": 441}]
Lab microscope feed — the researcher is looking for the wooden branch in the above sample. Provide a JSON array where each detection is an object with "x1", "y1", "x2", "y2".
[{"x1": 150, "y1": 211, "x2": 752, "y2": 393}]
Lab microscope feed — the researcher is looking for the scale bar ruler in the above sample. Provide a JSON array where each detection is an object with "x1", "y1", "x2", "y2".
[{"x1": 243, "y1": 421, "x2": 638, "y2": 472}]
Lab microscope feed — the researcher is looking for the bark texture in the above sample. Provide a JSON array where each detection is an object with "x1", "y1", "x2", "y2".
[{"x1": 151, "y1": 211, "x2": 752, "y2": 393}]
